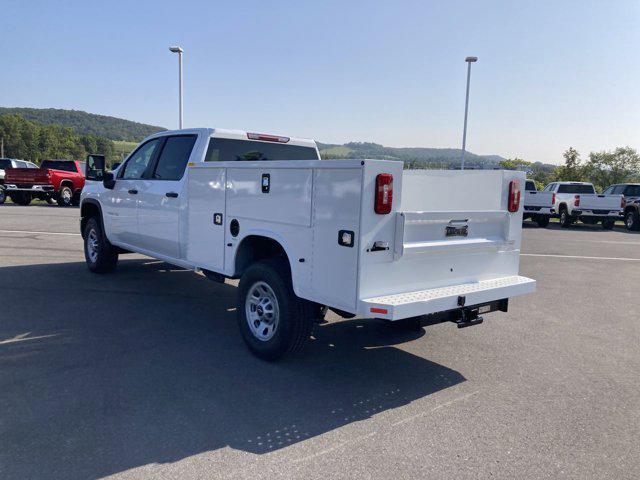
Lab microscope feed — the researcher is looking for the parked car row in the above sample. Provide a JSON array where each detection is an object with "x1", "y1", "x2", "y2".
[
  {"x1": 523, "y1": 180, "x2": 639, "y2": 231},
  {"x1": 0, "y1": 158, "x2": 85, "y2": 206}
]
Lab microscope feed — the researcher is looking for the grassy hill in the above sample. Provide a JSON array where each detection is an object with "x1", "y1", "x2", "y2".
[
  {"x1": 317, "y1": 141, "x2": 505, "y2": 168},
  {"x1": 0, "y1": 107, "x2": 165, "y2": 142}
]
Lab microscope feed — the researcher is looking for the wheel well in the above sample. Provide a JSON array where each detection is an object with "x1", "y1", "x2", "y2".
[
  {"x1": 60, "y1": 180, "x2": 74, "y2": 189},
  {"x1": 234, "y1": 235, "x2": 290, "y2": 278},
  {"x1": 624, "y1": 206, "x2": 638, "y2": 215},
  {"x1": 558, "y1": 203, "x2": 568, "y2": 212},
  {"x1": 80, "y1": 202, "x2": 101, "y2": 238}
]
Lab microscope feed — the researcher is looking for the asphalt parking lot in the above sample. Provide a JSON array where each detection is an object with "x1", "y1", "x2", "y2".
[{"x1": 1, "y1": 205, "x2": 638, "y2": 480}]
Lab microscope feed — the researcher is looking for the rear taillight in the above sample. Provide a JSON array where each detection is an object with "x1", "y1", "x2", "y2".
[
  {"x1": 574, "y1": 195, "x2": 580, "y2": 207},
  {"x1": 375, "y1": 173, "x2": 393, "y2": 214},
  {"x1": 552, "y1": 193, "x2": 556, "y2": 205},
  {"x1": 621, "y1": 197, "x2": 626, "y2": 208},
  {"x1": 508, "y1": 180, "x2": 521, "y2": 213}
]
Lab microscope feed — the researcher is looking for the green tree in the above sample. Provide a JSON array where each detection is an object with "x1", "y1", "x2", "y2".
[
  {"x1": 499, "y1": 158, "x2": 532, "y2": 170},
  {"x1": 553, "y1": 147, "x2": 585, "y2": 181},
  {"x1": 584, "y1": 147, "x2": 640, "y2": 191}
]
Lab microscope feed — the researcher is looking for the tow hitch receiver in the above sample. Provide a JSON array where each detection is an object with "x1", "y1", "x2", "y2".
[{"x1": 453, "y1": 307, "x2": 484, "y2": 328}]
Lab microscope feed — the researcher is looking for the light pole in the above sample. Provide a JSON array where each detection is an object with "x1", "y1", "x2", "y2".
[
  {"x1": 169, "y1": 46, "x2": 184, "y2": 129},
  {"x1": 460, "y1": 56, "x2": 477, "y2": 170}
]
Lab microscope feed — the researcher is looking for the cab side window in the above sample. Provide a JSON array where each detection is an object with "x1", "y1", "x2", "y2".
[
  {"x1": 152, "y1": 135, "x2": 197, "y2": 180},
  {"x1": 121, "y1": 139, "x2": 162, "y2": 180},
  {"x1": 602, "y1": 186, "x2": 614, "y2": 195}
]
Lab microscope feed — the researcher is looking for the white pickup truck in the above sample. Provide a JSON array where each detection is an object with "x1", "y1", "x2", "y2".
[
  {"x1": 80, "y1": 128, "x2": 535, "y2": 360},
  {"x1": 523, "y1": 180, "x2": 554, "y2": 228},
  {"x1": 542, "y1": 181, "x2": 624, "y2": 229}
]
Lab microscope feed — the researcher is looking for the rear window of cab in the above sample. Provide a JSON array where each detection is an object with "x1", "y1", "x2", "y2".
[{"x1": 204, "y1": 138, "x2": 319, "y2": 162}]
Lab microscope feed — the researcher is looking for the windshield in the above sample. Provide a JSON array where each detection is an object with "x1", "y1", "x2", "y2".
[
  {"x1": 558, "y1": 184, "x2": 595, "y2": 194},
  {"x1": 41, "y1": 160, "x2": 77, "y2": 172}
]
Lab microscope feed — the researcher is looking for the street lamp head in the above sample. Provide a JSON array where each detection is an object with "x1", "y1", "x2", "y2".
[
  {"x1": 465, "y1": 56, "x2": 478, "y2": 63},
  {"x1": 169, "y1": 46, "x2": 183, "y2": 53}
]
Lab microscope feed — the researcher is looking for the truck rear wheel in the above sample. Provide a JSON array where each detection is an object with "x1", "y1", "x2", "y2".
[
  {"x1": 237, "y1": 258, "x2": 314, "y2": 360},
  {"x1": 559, "y1": 209, "x2": 573, "y2": 228},
  {"x1": 10, "y1": 192, "x2": 32, "y2": 206},
  {"x1": 534, "y1": 214, "x2": 550, "y2": 228},
  {"x1": 601, "y1": 218, "x2": 615, "y2": 230},
  {"x1": 625, "y1": 210, "x2": 639, "y2": 231},
  {"x1": 57, "y1": 186, "x2": 73, "y2": 207},
  {"x1": 83, "y1": 217, "x2": 118, "y2": 273}
]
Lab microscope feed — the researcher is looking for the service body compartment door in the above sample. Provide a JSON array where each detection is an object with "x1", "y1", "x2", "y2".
[{"x1": 186, "y1": 167, "x2": 227, "y2": 271}]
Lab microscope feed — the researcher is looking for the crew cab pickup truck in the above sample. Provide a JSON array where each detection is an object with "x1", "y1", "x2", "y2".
[
  {"x1": 4, "y1": 159, "x2": 85, "y2": 206},
  {"x1": 81, "y1": 128, "x2": 536, "y2": 360},
  {"x1": 0, "y1": 158, "x2": 39, "y2": 204},
  {"x1": 523, "y1": 180, "x2": 554, "y2": 227},
  {"x1": 602, "y1": 183, "x2": 640, "y2": 231},
  {"x1": 542, "y1": 181, "x2": 624, "y2": 229}
]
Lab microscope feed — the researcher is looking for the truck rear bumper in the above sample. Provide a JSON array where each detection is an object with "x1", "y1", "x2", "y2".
[
  {"x1": 5, "y1": 184, "x2": 55, "y2": 193},
  {"x1": 360, "y1": 275, "x2": 536, "y2": 320}
]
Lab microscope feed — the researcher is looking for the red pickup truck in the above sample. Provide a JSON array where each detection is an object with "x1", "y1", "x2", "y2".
[{"x1": 4, "y1": 160, "x2": 85, "y2": 206}]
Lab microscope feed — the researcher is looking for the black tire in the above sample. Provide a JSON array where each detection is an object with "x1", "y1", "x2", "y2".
[
  {"x1": 57, "y1": 185, "x2": 73, "y2": 207},
  {"x1": 71, "y1": 191, "x2": 81, "y2": 207},
  {"x1": 535, "y1": 215, "x2": 550, "y2": 228},
  {"x1": 83, "y1": 217, "x2": 118, "y2": 273},
  {"x1": 237, "y1": 258, "x2": 314, "y2": 360},
  {"x1": 0, "y1": 188, "x2": 6, "y2": 205},
  {"x1": 581, "y1": 217, "x2": 597, "y2": 225},
  {"x1": 625, "y1": 210, "x2": 640, "y2": 231},
  {"x1": 45, "y1": 196, "x2": 55, "y2": 205},
  {"x1": 559, "y1": 209, "x2": 572, "y2": 228},
  {"x1": 602, "y1": 218, "x2": 615, "y2": 230},
  {"x1": 10, "y1": 192, "x2": 32, "y2": 206}
]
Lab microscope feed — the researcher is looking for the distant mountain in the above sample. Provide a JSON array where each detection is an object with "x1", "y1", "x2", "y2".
[
  {"x1": 317, "y1": 141, "x2": 506, "y2": 168},
  {"x1": 0, "y1": 107, "x2": 166, "y2": 142}
]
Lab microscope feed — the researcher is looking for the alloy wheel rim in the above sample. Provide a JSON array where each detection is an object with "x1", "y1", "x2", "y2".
[
  {"x1": 62, "y1": 188, "x2": 72, "y2": 203},
  {"x1": 87, "y1": 228, "x2": 99, "y2": 263},
  {"x1": 245, "y1": 281, "x2": 279, "y2": 341}
]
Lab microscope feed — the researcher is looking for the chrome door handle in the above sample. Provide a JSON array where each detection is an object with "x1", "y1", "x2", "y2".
[
  {"x1": 165, "y1": 192, "x2": 179, "y2": 198},
  {"x1": 128, "y1": 189, "x2": 138, "y2": 195}
]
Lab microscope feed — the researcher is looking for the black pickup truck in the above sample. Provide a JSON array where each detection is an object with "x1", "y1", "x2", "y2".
[{"x1": 602, "y1": 183, "x2": 640, "y2": 231}]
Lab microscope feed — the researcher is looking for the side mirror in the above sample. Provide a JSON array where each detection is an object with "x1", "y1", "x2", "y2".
[
  {"x1": 86, "y1": 154, "x2": 106, "y2": 181},
  {"x1": 103, "y1": 172, "x2": 116, "y2": 190}
]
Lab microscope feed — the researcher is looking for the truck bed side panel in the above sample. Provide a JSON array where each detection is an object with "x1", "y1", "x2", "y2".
[{"x1": 309, "y1": 167, "x2": 362, "y2": 312}]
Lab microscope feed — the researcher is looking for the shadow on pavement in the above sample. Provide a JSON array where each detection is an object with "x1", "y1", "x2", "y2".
[
  {"x1": 523, "y1": 220, "x2": 638, "y2": 234},
  {"x1": 0, "y1": 259, "x2": 464, "y2": 479}
]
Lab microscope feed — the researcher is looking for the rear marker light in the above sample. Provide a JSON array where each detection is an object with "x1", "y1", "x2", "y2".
[
  {"x1": 370, "y1": 307, "x2": 388, "y2": 315},
  {"x1": 574, "y1": 195, "x2": 580, "y2": 207},
  {"x1": 508, "y1": 180, "x2": 521, "y2": 213},
  {"x1": 375, "y1": 173, "x2": 393, "y2": 214},
  {"x1": 247, "y1": 132, "x2": 290, "y2": 143}
]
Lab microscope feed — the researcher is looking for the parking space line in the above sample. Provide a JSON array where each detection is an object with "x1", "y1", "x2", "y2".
[
  {"x1": 0, "y1": 229, "x2": 80, "y2": 236},
  {"x1": 522, "y1": 253, "x2": 640, "y2": 262}
]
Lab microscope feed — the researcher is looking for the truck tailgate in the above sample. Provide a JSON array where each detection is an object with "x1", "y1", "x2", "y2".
[
  {"x1": 524, "y1": 190, "x2": 553, "y2": 208},
  {"x1": 357, "y1": 167, "x2": 535, "y2": 319},
  {"x1": 578, "y1": 194, "x2": 623, "y2": 212},
  {"x1": 4, "y1": 168, "x2": 49, "y2": 185}
]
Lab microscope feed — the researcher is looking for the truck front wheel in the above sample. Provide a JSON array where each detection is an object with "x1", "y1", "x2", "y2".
[
  {"x1": 83, "y1": 217, "x2": 118, "y2": 273},
  {"x1": 237, "y1": 259, "x2": 314, "y2": 360},
  {"x1": 10, "y1": 192, "x2": 32, "y2": 206},
  {"x1": 57, "y1": 186, "x2": 73, "y2": 207},
  {"x1": 534, "y1": 214, "x2": 550, "y2": 228},
  {"x1": 601, "y1": 219, "x2": 615, "y2": 230},
  {"x1": 625, "y1": 210, "x2": 639, "y2": 231}
]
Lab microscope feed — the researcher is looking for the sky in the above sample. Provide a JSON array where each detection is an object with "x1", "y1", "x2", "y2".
[{"x1": 2, "y1": 0, "x2": 639, "y2": 164}]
